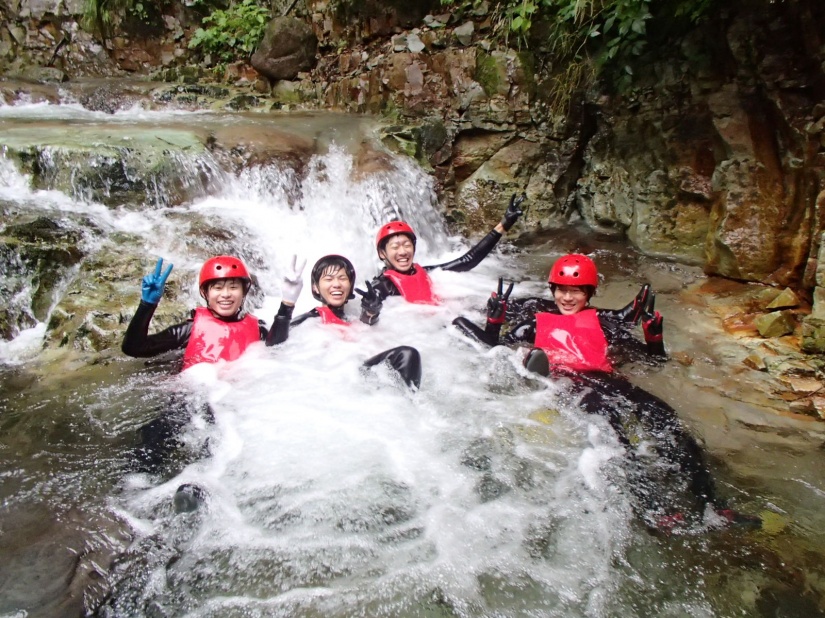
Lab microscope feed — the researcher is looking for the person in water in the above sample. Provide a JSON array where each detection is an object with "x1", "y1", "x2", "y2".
[
  {"x1": 270, "y1": 254, "x2": 423, "y2": 389},
  {"x1": 122, "y1": 255, "x2": 281, "y2": 492},
  {"x1": 452, "y1": 253, "x2": 761, "y2": 531},
  {"x1": 357, "y1": 193, "x2": 526, "y2": 324},
  {"x1": 123, "y1": 255, "x2": 283, "y2": 366}
]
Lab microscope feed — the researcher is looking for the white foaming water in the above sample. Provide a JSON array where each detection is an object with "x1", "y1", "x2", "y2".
[
  {"x1": 96, "y1": 146, "x2": 647, "y2": 616},
  {"x1": 2, "y1": 131, "x2": 665, "y2": 614}
]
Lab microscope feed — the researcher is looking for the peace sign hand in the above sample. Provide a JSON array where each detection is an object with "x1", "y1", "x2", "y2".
[
  {"x1": 487, "y1": 277, "x2": 514, "y2": 324},
  {"x1": 355, "y1": 281, "x2": 383, "y2": 317},
  {"x1": 141, "y1": 258, "x2": 173, "y2": 305},
  {"x1": 617, "y1": 283, "x2": 651, "y2": 324}
]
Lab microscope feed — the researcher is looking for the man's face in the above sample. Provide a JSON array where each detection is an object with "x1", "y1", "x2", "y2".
[
  {"x1": 553, "y1": 285, "x2": 589, "y2": 315},
  {"x1": 204, "y1": 278, "x2": 245, "y2": 317},
  {"x1": 379, "y1": 234, "x2": 415, "y2": 273},
  {"x1": 314, "y1": 266, "x2": 352, "y2": 308}
]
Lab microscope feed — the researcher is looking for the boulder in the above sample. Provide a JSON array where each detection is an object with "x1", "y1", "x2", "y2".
[
  {"x1": 754, "y1": 310, "x2": 796, "y2": 338},
  {"x1": 251, "y1": 17, "x2": 317, "y2": 82}
]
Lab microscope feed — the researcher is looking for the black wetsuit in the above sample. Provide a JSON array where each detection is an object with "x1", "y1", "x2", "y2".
[
  {"x1": 453, "y1": 297, "x2": 719, "y2": 524},
  {"x1": 271, "y1": 302, "x2": 423, "y2": 389},
  {"x1": 122, "y1": 300, "x2": 274, "y2": 475},
  {"x1": 361, "y1": 229, "x2": 503, "y2": 324},
  {"x1": 122, "y1": 300, "x2": 278, "y2": 359}
]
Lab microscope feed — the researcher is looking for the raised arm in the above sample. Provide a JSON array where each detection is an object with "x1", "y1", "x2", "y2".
[
  {"x1": 427, "y1": 194, "x2": 526, "y2": 273},
  {"x1": 122, "y1": 258, "x2": 191, "y2": 358},
  {"x1": 452, "y1": 277, "x2": 518, "y2": 346},
  {"x1": 266, "y1": 255, "x2": 305, "y2": 346}
]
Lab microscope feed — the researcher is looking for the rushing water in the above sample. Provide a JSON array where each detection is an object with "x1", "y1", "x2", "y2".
[{"x1": 1, "y1": 100, "x2": 824, "y2": 618}]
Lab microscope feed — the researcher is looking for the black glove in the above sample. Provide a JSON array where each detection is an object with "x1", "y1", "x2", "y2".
[
  {"x1": 355, "y1": 281, "x2": 383, "y2": 317},
  {"x1": 616, "y1": 283, "x2": 651, "y2": 324},
  {"x1": 487, "y1": 277, "x2": 514, "y2": 324},
  {"x1": 501, "y1": 193, "x2": 526, "y2": 231},
  {"x1": 641, "y1": 294, "x2": 663, "y2": 343}
]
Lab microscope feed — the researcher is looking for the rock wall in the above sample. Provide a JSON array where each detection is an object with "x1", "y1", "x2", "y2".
[{"x1": 2, "y1": 0, "x2": 825, "y2": 350}]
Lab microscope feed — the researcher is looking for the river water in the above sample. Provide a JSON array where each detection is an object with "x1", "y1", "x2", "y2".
[{"x1": 1, "y1": 99, "x2": 824, "y2": 617}]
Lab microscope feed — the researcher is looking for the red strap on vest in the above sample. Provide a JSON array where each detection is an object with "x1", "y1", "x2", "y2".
[
  {"x1": 382, "y1": 265, "x2": 438, "y2": 305},
  {"x1": 182, "y1": 307, "x2": 261, "y2": 369},
  {"x1": 317, "y1": 305, "x2": 349, "y2": 326},
  {"x1": 534, "y1": 309, "x2": 612, "y2": 372}
]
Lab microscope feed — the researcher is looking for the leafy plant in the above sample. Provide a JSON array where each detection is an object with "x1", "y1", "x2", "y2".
[
  {"x1": 441, "y1": 0, "x2": 716, "y2": 107},
  {"x1": 82, "y1": 0, "x2": 162, "y2": 40},
  {"x1": 188, "y1": 0, "x2": 272, "y2": 62}
]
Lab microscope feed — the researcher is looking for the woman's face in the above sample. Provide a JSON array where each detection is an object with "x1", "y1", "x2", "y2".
[
  {"x1": 204, "y1": 278, "x2": 245, "y2": 317},
  {"x1": 379, "y1": 234, "x2": 415, "y2": 273},
  {"x1": 553, "y1": 285, "x2": 589, "y2": 315},
  {"x1": 314, "y1": 266, "x2": 352, "y2": 308}
]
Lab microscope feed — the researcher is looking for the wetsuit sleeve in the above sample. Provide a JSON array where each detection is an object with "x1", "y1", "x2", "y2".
[
  {"x1": 425, "y1": 229, "x2": 503, "y2": 273},
  {"x1": 452, "y1": 313, "x2": 537, "y2": 347},
  {"x1": 121, "y1": 301, "x2": 192, "y2": 358},
  {"x1": 266, "y1": 302, "x2": 295, "y2": 346},
  {"x1": 267, "y1": 306, "x2": 320, "y2": 346}
]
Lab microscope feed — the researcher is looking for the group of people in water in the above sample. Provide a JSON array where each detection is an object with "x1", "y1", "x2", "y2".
[{"x1": 122, "y1": 194, "x2": 761, "y2": 532}]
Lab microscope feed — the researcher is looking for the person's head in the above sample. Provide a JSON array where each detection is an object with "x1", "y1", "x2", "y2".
[
  {"x1": 376, "y1": 221, "x2": 416, "y2": 273},
  {"x1": 311, "y1": 254, "x2": 356, "y2": 308},
  {"x1": 548, "y1": 254, "x2": 598, "y2": 315},
  {"x1": 199, "y1": 255, "x2": 251, "y2": 318}
]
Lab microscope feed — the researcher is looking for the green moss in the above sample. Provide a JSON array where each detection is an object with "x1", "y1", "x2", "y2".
[{"x1": 475, "y1": 52, "x2": 505, "y2": 97}]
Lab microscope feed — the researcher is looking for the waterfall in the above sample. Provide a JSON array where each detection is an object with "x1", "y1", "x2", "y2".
[{"x1": 0, "y1": 101, "x2": 781, "y2": 618}]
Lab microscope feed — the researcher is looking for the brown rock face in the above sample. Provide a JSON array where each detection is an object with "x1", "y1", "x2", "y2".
[{"x1": 251, "y1": 17, "x2": 318, "y2": 81}]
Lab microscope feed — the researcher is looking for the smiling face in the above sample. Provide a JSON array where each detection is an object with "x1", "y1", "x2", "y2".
[
  {"x1": 553, "y1": 284, "x2": 590, "y2": 315},
  {"x1": 379, "y1": 233, "x2": 415, "y2": 273},
  {"x1": 313, "y1": 265, "x2": 352, "y2": 308},
  {"x1": 203, "y1": 278, "x2": 246, "y2": 317}
]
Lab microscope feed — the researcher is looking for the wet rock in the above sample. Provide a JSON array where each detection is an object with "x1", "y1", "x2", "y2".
[
  {"x1": 766, "y1": 287, "x2": 801, "y2": 310},
  {"x1": 44, "y1": 239, "x2": 190, "y2": 353},
  {"x1": 754, "y1": 311, "x2": 796, "y2": 338},
  {"x1": 251, "y1": 17, "x2": 318, "y2": 82},
  {"x1": 0, "y1": 216, "x2": 88, "y2": 338},
  {"x1": 0, "y1": 124, "x2": 211, "y2": 207},
  {"x1": 174, "y1": 484, "x2": 206, "y2": 513},
  {"x1": 801, "y1": 315, "x2": 825, "y2": 354}
]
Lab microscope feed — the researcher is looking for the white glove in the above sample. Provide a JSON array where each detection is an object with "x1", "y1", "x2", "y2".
[{"x1": 281, "y1": 255, "x2": 306, "y2": 305}]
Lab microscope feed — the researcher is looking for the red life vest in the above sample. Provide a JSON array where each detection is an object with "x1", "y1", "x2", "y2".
[
  {"x1": 182, "y1": 307, "x2": 261, "y2": 369},
  {"x1": 383, "y1": 265, "x2": 438, "y2": 305},
  {"x1": 534, "y1": 309, "x2": 612, "y2": 372},
  {"x1": 317, "y1": 305, "x2": 349, "y2": 326}
]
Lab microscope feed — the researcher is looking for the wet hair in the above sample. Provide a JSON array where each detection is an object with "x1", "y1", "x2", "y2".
[{"x1": 310, "y1": 255, "x2": 356, "y2": 302}]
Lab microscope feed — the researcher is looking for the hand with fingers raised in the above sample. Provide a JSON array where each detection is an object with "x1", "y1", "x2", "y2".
[
  {"x1": 141, "y1": 258, "x2": 173, "y2": 305},
  {"x1": 281, "y1": 255, "x2": 307, "y2": 306},
  {"x1": 616, "y1": 283, "x2": 651, "y2": 324},
  {"x1": 356, "y1": 281, "x2": 383, "y2": 324},
  {"x1": 501, "y1": 193, "x2": 527, "y2": 232},
  {"x1": 641, "y1": 293, "x2": 664, "y2": 344},
  {"x1": 487, "y1": 277, "x2": 514, "y2": 325}
]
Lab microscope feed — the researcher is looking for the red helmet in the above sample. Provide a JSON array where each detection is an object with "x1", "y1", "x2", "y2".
[
  {"x1": 376, "y1": 221, "x2": 416, "y2": 255},
  {"x1": 199, "y1": 256, "x2": 251, "y2": 289},
  {"x1": 548, "y1": 254, "x2": 598, "y2": 287}
]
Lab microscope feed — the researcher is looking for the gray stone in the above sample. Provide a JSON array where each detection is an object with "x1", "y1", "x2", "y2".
[
  {"x1": 251, "y1": 16, "x2": 317, "y2": 81},
  {"x1": 454, "y1": 21, "x2": 474, "y2": 46},
  {"x1": 406, "y1": 33, "x2": 425, "y2": 54}
]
